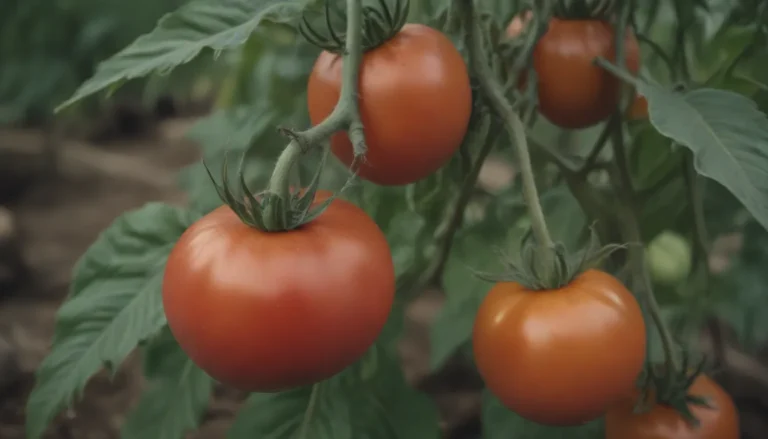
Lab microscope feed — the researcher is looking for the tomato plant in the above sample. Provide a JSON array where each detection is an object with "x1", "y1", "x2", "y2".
[
  {"x1": 473, "y1": 269, "x2": 646, "y2": 425},
  {"x1": 308, "y1": 23, "x2": 472, "y2": 185},
  {"x1": 163, "y1": 190, "x2": 395, "y2": 391},
  {"x1": 605, "y1": 374, "x2": 740, "y2": 439},
  {"x1": 18, "y1": 0, "x2": 768, "y2": 438}
]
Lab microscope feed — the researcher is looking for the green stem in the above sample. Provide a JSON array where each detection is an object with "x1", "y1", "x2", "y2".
[
  {"x1": 610, "y1": 0, "x2": 679, "y2": 373},
  {"x1": 462, "y1": 0, "x2": 554, "y2": 249},
  {"x1": 298, "y1": 383, "x2": 322, "y2": 439},
  {"x1": 267, "y1": 0, "x2": 366, "y2": 201},
  {"x1": 594, "y1": 57, "x2": 641, "y2": 88},
  {"x1": 683, "y1": 154, "x2": 711, "y2": 259},
  {"x1": 577, "y1": 114, "x2": 617, "y2": 177},
  {"x1": 421, "y1": 116, "x2": 498, "y2": 288}
]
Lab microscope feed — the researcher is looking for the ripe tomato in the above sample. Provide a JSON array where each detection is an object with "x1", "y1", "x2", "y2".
[
  {"x1": 530, "y1": 19, "x2": 640, "y2": 129},
  {"x1": 472, "y1": 269, "x2": 646, "y2": 425},
  {"x1": 162, "y1": 191, "x2": 395, "y2": 391},
  {"x1": 605, "y1": 374, "x2": 740, "y2": 439},
  {"x1": 627, "y1": 92, "x2": 649, "y2": 120},
  {"x1": 307, "y1": 24, "x2": 472, "y2": 186}
]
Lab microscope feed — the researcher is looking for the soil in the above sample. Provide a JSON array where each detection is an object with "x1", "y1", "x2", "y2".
[{"x1": 0, "y1": 118, "x2": 766, "y2": 439}]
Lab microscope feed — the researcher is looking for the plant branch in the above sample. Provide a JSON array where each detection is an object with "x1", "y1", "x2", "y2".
[
  {"x1": 267, "y1": 0, "x2": 366, "y2": 201},
  {"x1": 611, "y1": 1, "x2": 679, "y2": 373},
  {"x1": 461, "y1": 0, "x2": 553, "y2": 249},
  {"x1": 420, "y1": 117, "x2": 499, "y2": 288}
]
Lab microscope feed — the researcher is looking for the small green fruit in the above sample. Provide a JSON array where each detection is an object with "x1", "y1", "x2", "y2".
[{"x1": 645, "y1": 230, "x2": 693, "y2": 286}]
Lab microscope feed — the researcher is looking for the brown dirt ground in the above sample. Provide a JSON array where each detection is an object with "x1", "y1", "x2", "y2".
[{"x1": 0, "y1": 119, "x2": 766, "y2": 439}]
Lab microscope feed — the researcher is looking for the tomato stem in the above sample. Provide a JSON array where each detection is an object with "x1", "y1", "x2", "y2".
[
  {"x1": 610, "y1": 1, "x2": 680, "y2": 375},
  {"x1": 461, "y1": 0, "x2": 554, "y2": 250},
  {"x1": 266, "y1": 0, "x2": 367, "y2": 203},
  {"x1": 420, "y1": 111, "x2": 497, "y2": 288},
  {"x1": 298, "y1": 382, "x2": 322, "y2": 439}
]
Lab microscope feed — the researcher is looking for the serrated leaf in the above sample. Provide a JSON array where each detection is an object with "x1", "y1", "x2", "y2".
[
  {"x1": 640, "y1": 83, "x2": 768, "y2": 232},
  {"x1": 57, "y1": 0, "x2": 305, "y2": 110},
  {"x1": 26, "y1": 203, "x2": 196, "y2": 439},
  {"x1": 122, "y1": 328, "x2": 214, "y2": 439},
  {"x1": 227, "y1": 345, "x2": 439, "y2": 439},
  {"x1": 482, "y1": 391, "x2": 605, "y2": 439}
]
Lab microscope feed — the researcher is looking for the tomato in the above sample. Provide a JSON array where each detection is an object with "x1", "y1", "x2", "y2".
[
  {"x1": 530, "y1": 19, "x2": 640, "y2": 129},
  {"x1": 506, "y1": 10, "x2": 533, "y2": 38},
  {"x1": 628, "y1": 92, "x2": 649, "y2": 120},
  {"x1": 307, "y1": 24, "x2": 472, "y2": 186},
  {"x1": 605, "y1": 374, "x2": 740, "y2": 439},
  {"x1": 162, "y1": 191, "x2": 395, "y2": 391},
  {"x1": 645, "y1": 230, "x2": 692, "y2": 287},
  {"x1": 472, "y1": 269, "x2": 646, "y2": 425}
]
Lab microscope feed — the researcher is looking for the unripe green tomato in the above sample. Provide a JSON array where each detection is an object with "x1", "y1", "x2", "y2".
[{"x1": 645, "y1": 230, "x2": 692, "y2": 286}]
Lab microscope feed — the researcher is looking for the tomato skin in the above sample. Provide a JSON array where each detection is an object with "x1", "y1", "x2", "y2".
[
  {"x1": 472, "y1": 269, "x2": 646, "y2": 425},
  {"x1": 532, "y1": 19, "x2": 640, "y2": 129},
  {"x1": 162, "y1": 191, "x2": 395, "y2": 392},
  {"x1": 605, "y1": 375, "x2": 740, "y2": 439},
  {"x1": 307, "y1": 24, "x2": 472, "y2": 186},
  {"x1": 628, "y1": 93, "x2": 649, "y2": 120}
]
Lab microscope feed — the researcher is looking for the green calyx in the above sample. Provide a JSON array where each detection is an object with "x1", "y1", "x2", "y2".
[
  {"x1": 300, "y1": 0, "x2": 409, "y2": 53},
  {"x1": 635, "y1": 353, "x2": 713, "y2": 427},
  {"x1": 204, "y1": 147, "x2": 336, "y2": 233},
  {"x1": 553, "y1": 0, "x2": 616, "y2": 19},
  {"x1": 477, "y1": 226, "x2": 623, "y2": 290}
]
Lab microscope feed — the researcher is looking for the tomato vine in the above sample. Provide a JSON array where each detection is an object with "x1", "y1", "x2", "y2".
[{"x1": 18, "y1": 0, "x2": 768, "y2": 438}]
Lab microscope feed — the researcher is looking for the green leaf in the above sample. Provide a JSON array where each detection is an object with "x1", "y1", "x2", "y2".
[
  {"x1": 429, "y1": 223, "x2": 500, "y2": 370},
  {"x1": 57, "y1": 0, "x2": 305, "y2": 110},
  {"x1": 640, "y1": 83, "x2": 768, "y2": 232},
  {"x1": 122, "y1": 328, "x2": 214, "y2": 439},
  {"x1": 26, "y1": 203, "x2": 196, "y2": 439},
  {"x1": 482, "y1": 391, "x2": 604, "y2": 439},
  {"x1": 227, "y1": 345, "x2": 440, "y2": 439}
]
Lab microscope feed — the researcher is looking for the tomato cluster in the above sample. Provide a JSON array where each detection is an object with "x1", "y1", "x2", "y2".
[
  {"x1": 162, "y1": 23, "x2": 472, "y2": 392},
  {"x1": 161, "y1": 10, "x2": 739, "y2": 439}
]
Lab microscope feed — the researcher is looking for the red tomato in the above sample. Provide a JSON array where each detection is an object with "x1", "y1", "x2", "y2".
[
  {"x1": 472, "y1": 269, "x2": 646, "y2": 425},
  {"x1": 307, "y1": 23, "x2": 472, "y2": 186},
  {"x1": 605, "y1": 374, "x2": 740, "y2": 439},
  {"x1": 529, "y1": 18, "x2": 640, "y2": 129},
  {"x1": 162, "y1": 191, "x2": 395, "y2": 391}
]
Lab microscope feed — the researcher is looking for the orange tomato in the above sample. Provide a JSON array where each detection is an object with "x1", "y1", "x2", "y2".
[
  {"x1": 307, "y1": 24, "x2": 472, "y2": 186},
  {"x1": 162, "y1": 191, "x2": 395, "y2": 392},
  {"x1": 605, "y1": 374, "x2": 739, "y2": 439},
  {"x1": 627, "y1": 93, "x2": 649, "y2": 120},
  {"x1": 529, "y1": 18, "x2": 641, "y2": 129},
  {"x1": 472, "y1": 269, "x2": 646, "y2": 425}
]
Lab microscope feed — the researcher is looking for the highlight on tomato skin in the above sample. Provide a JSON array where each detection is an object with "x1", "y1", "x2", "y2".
[
  {"x1": 307, "y1": 23, "x2": 473, "y2": 186},
  {"x1": 161, "y1": 190, "x2": 396, "y2": 392},
  {"x1": 605, "y1": 374, "x2": 740, "y2": 439},
  {"x1": 471, "y1": 269, "x2": 647, "y2": 426}
]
